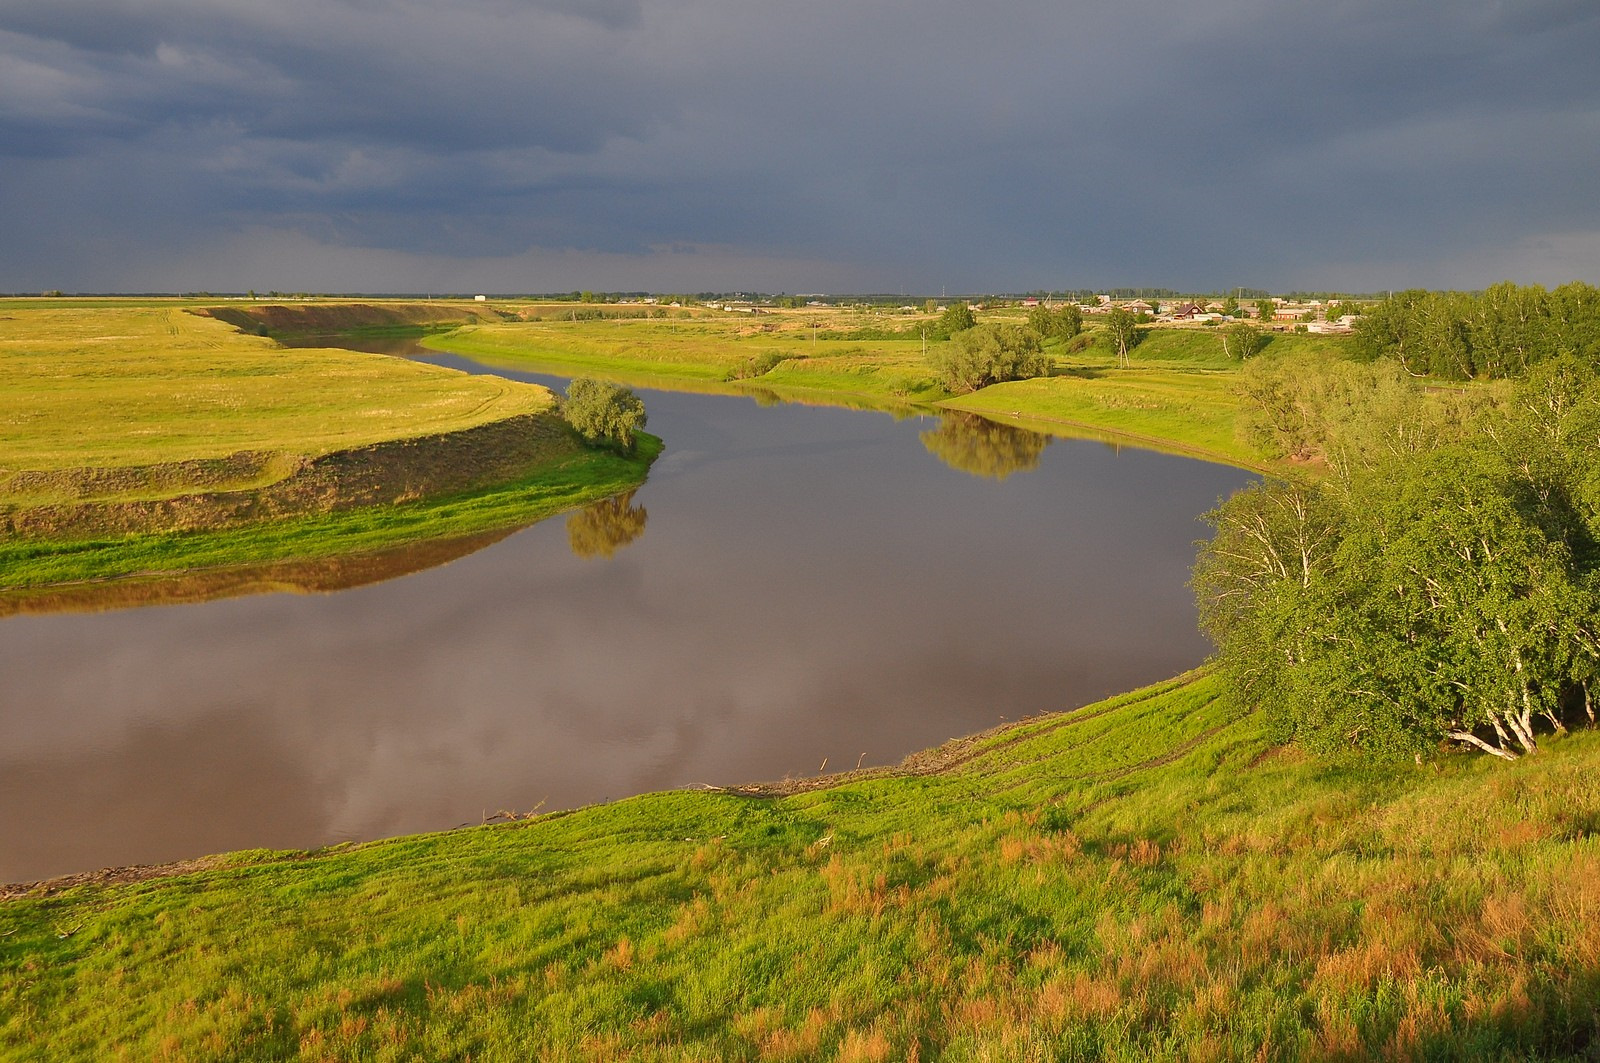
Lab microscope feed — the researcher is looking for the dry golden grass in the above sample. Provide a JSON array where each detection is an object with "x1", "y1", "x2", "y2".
[{"x1": 0, "y1": 303, "x2": 550, "y2": 481}]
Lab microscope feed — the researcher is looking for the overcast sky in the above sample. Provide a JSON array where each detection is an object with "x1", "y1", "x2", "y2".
[{"x1": 3, "y1": 0, "x2": 1599, "y2": 294}]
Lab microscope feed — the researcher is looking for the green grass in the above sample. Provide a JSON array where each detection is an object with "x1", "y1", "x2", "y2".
[
  {"x1": 0, "y1": 304, "x2": 550, "y2": 488},
  {"x1": 428, "y1": 319, "x2": 947, "y2": 406},
  {"x1": 3, "y1": 670, "x2": 1596, "y2": 1059},
  {"x1": 0, "y1": 302, "x2": 663, "y2": 595},
  {"x1": 0, "y1": 436, "x2": 659, "y2": 592},
  {"x1": 424, "y1": 313, "x2": 1356, "y2": 470},
  {"x1": 937, "y1": 329, "x2": 1351, "y2": 471}
]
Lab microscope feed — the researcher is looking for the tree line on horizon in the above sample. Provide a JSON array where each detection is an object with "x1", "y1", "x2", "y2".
[{"x1": 1354, "y1": 281, "x2": 1600, "y2": 379}]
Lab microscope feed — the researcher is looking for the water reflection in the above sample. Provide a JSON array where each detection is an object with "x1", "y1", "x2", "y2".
[
  {"x1": 920, "y1": 412, "x2": 1052, "y2": 481},
  {"x1": 0, "y1": 526, "x2": 520, "y2": 617},
  {"x1": 0, "y1": 356, "x2": 1254, "y2": 884},
  {"x1": 567, "y1": 491, "x2": 649, "y2": 560}
]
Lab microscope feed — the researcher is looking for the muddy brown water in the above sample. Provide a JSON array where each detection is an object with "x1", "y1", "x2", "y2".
[{"x1": 0, "y1": 341, "x2": 1253, "y2": 883}]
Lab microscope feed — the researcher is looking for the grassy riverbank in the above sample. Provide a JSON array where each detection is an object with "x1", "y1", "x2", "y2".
[
  {"x1": 0, "y1": 301, "x2": 657, "y2": 596},
  {"x1": 173, "y1": 297, "x2": 1351, "y2": 469},
  {"x1": 419, "y1": 306, "x2": 1349, "y2": 469},
  {"x1": 3, "y1": 670, "x2": 1596, "y2": 1059},
  {"x1": 0, "y1": 435, "x2": 659, "y2": 594}
]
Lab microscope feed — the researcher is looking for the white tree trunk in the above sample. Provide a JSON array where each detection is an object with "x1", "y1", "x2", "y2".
[{"x1": 1448, "y1": 731, "x2": 1520, "y2": 760}]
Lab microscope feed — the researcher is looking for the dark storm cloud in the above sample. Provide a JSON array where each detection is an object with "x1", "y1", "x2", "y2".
[{"x1": 2, "y1": 0, "x2": 1598, "y2": 291}]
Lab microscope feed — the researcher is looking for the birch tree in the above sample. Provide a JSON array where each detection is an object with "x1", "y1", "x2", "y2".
[{"x1": 1104, "y1": 307, "x2": 1139, "y2": 368}]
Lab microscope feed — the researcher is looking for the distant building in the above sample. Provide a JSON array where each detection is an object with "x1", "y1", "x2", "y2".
[{"x1": 473, "y1": 295, "x2": 488, "y2": 302}]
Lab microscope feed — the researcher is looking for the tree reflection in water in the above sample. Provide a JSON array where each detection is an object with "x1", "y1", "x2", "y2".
[
  {"x1": 920, "y1": 412, "x2": 1052, "y2": 481},
  {"x1": 566, "y1": 490, "x2": 649, "y2": 559}
]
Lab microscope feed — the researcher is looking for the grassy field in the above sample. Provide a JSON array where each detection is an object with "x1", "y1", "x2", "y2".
[
  {"x1": 0, "y1": 302, "x2": 549, "y2": 494},
  {"x1": 419, "y1": 307, "x2": 1353, "y2": 470},
  {"x1": 0, "y1": 301, "x2": 657, "y2": 594},
  {"x1": 428, "y1": 316, "x2": 947, "y2": 407},
  {"x1": 2, "y1": 670, "x2": 1596, "y2": 1059}
]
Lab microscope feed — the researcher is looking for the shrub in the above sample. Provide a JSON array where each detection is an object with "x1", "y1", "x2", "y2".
[
  {"x1": 927, "y1": 324, "x2": 1049, "y2": 393},
  {"x1": 563, "y1": 378, "x2": 647, "y2": 453}
]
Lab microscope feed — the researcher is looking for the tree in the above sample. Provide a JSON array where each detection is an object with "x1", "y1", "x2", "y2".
[
  {"x1": 1193, "y1": 478, "x2": 1345, "y2": 745},
  {"x1": 1220, "y1": 296, "x2": 1240, "y2": 317},
  {"x1": 1026, "y1": 303, "x2": 1083, "y2": 342},
  {"x1": 1104, "y1": 307, "x2": 1140, "y2": 368},
  {"x1": 1254, "y1": 298, "x2": 1276, "y2": 322},
  {"x1": 1219, "y1": 321, "x2": 1265, "y2": 361},
  {"x1": 567, "y1": 491, "x2": 649, "y2": 559},
  {"x1": 937, "y1": 302, "x2": 976, "y2": 336},
  {"x1": 920, "y1": 412, "x2": 1051, "y2": 480},
  {"x1": 927, "y1": 324, "x2": 1048, "y2": 393},
  {"x1": 1352, "y1": 283, "x2": 1600, "y2": 380},
  {"x1": 563, "y1": 378, "x2": 647, "y2": 452}
]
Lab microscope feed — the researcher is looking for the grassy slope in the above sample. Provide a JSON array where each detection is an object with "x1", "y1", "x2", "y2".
[
  {"x1": 941, "y1": 329, "x2": 1352, "y2": 470},
  {"x1": 2, "y1": 671, "x2": 1596, "y2": 1059},
  {"x1": 0, "y1": 304, "x2": 549, "y2": 486}
]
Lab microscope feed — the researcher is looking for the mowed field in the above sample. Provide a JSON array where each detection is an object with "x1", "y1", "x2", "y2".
[{"x1": 0, "y1": 301, "x2": 553, "y2": 495}]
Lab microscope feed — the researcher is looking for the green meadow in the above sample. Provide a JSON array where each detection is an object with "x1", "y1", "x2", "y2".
[
  {"x1": 3, "y1": 670, "x2": 1596, "y2": 1059},
  {"x1": 423, "y1": 306, "x2": 1347, "y2": 470}
]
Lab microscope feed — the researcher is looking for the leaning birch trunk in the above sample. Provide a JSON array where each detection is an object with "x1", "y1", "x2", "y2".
[{"x1": 1448, "y1": 730, "x2": 1519, "y2": 760}]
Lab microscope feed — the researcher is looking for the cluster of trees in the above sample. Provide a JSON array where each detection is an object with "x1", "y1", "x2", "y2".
[
  {"x1": 1355, "y1": 282, "x2": 1600, "y2": 379},
  {"x1": 1197, "y1": 356, "x2": 1600, "y2": 761},
  {"x1": 923, "y1": 302, "x2": 976, "y2": 341},
  {"x1": 1026, "y1": 303, "x2": 1083, "y2": 341},
  {"x1": 1235, "y1": 353, "x2": 1477, "y2": 472},
  {"x1": 562, "y1": 378, "x2": 647, "y2": 453}
]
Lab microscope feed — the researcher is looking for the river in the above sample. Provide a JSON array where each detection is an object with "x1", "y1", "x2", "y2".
[{"x1": 0, "y1": 344, "x2": 1252, "y2": 882}]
